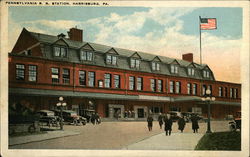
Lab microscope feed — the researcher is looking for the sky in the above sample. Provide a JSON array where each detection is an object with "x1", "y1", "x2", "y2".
[{"x1": 8, "y1": 6, "x2": 242, "y2": 83}]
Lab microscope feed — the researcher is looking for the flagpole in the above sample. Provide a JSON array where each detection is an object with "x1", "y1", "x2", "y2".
[{"x1": 199, "y1": 16, "x2": 202, "y2": 65}]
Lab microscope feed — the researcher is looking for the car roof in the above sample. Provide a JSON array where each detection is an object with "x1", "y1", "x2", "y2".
[{"x1": 38, "y1": 110, "x2": 54, "y2": 113}]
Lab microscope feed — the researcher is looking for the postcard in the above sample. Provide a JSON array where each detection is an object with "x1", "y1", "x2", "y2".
[{"x1": 0, "y1": 1, "x2": 249, "y2": 157}]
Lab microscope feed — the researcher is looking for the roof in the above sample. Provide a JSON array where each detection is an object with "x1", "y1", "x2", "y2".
[
  {"x1": 29, "y1": 30, "x2": 205, "y2": 67},
  {"x1": 19, "y1": 29, "x2": 215, "y2": 80}
]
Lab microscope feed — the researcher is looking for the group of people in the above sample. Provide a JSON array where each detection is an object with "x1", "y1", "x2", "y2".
[
  {"x1": 147, "y1": 113, "x2": 200, "y2": 136},
  {"x1": 90, "y1": 113, "x2": 101, "y2": 125}
]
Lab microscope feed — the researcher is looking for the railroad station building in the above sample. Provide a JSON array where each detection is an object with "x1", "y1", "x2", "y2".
[{"x1": 8, "y1": 27, "x2": 241, "y2": 120}]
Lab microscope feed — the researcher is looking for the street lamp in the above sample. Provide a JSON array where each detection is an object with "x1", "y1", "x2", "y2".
[
  {"x1": 201, "y1": 89, "x2": 215, "y2": 133},
  {"x1": 56, "y1": 96, "x2": 67, "y2": 130}
]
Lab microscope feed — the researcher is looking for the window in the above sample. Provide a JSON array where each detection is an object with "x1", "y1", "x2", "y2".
[
  {"x1": 224, "y1": 87, "x2": 228, "y2": 97},
  {"x1": 51, "y1": 68, "x2": 59, "y2": 83},
  {"x1": 158, "y1": 80, "x2": 163, "y2": 92},
  {"x1": 88, "y1": 72, "x2": 95, "y2": 87},
  {"x1": 170, "y1": 65, "x2": 178, "y2": 74},
  {"x1": 203, "y1": 70, "x2": 210, "y2": 78},
  {"x1": 28, "y1": 65, "x2": 37, "y2": 82},
  {"x1": 187, "y1": 83, "x2": 191, "y2": 95},
  {"x1": 234, "y1": 88, "x2": 238, "y2": 99},
  {"x1": 104, "y1": 73, "x2": 111, "y2": 88},
  {"x1": 79, "y1": 70, "x2": 86, "y2": 85},
  {"x1": 54, "y1": 46, "x2": 67, "y2": 57},
  {"x1": 150, "y1": 79, "x2": 156, "y2": 92},
  {"x1": 137, "y1": 77, "x2": 143, "y2": 91},
  {"x1": 188, "y1": 68, "x2": 195, "y2": 76},
  {"x1": 80, "y1": 50, "x2": 93, "y2": 61},
  {"x1": 150, "y1": 106, "x2": 163, "y2": 114},
  {"x1": 219, "y1": 87, "x2": 223, "y2": 97},
  {"x1": 62, "y1": 69, "x2": 70, "y2": 84},
  {"x1": 202, "y1": 85, "x2": 207, "y2": 96},
  {"x1": 175, "y1": 81, "x2": 181, "y2": 94},
  {"x1": 16, "y1": 64, "x2": 25, "y2": 80},
  {"x1": 129, "y1": 76, "x2": 135, "y2": 90},
  {"x1": 230, "y1": 88, "x2": 233, "y2": 98},
  {"x1": 170, "y1": 81, "x2": 174, "y2": 93},
  {"x1": 114, "y1": 75, "x2": 120, "y2": 88},
  {"x1": 106, "y1": 55, "x2": 117, "y2": 65},
  {"x1": 152, "y1": 62, "x2": 160, "y2": 71},
  {"x1": 192, "y1": 84, "x2": 197, "y2": 95},
  {"x1": 130, "y1": 58, "x2": 140, "y2": 69}
]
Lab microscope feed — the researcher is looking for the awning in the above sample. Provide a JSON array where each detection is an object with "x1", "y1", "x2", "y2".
[{"x1": 9, "y1": 88, "x2": 241, "y2": 106}]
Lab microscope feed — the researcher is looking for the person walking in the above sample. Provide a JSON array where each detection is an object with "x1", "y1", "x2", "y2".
[
  {"x1": 90, "y1": 113, "x2": 96, "y2": 125},
  {"x1": 178, "y1": 115, "x2": 186, "y2": 133},
  {"x1": 191, "y1": 114, "x2": 199, "y2": 133},
  {"x1": 147, "y1": 115, "x2": 154, "y2": 131},
  {"x1": 164, "y1": 114, "x2": 173, "y2": 136},
  {"x1": 158, "y1": 113, "x2": 164, "y2": 129}
]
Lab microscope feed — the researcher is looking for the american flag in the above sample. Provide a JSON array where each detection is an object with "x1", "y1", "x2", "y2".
[{"x1": 200, "y1": 18, "x2": 217, "y2": 30}]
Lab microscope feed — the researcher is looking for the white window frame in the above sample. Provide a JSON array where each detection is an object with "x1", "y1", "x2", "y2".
[
  {"x1": 130, "y1": 58, "x2": 140, "y2": 69},
  {"x1": 170, "y1": 65, "x2": 178, "y2": 74},
  {"x1": 170, "y1": 81, "x2": 174, "y2": 93}
]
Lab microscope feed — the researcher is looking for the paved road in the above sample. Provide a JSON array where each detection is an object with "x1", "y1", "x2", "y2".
[{"x1": 9, "y1": 121, "x2": 230, "y2": 149}]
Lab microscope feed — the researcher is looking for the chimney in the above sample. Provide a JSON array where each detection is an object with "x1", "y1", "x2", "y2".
[
  {"x1": 182, "y1": 53, "x2": 193, "y2": 62},
  {"x1": 67, "y1": 27, "x2": 83, "y2": 42}
]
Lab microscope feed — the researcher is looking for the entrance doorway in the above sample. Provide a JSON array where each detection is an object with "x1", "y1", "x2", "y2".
[
  {"x1": 114, "y1": 108, "x2": 121, "y2": 118},
  {"x1": 137, "y1": 108, "x2": 144, "y2": 118}
]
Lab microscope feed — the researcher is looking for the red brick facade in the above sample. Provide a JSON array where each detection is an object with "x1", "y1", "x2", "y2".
[{"x1": 8, "y1": 28, "x2": 241, "y2": 119}]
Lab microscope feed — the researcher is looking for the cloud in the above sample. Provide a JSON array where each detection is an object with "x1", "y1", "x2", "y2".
[{"x1": 8, "y1": 7, "x2": 241, "y2": 83}]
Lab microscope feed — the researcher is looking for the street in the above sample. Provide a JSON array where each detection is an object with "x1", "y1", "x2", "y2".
[{"x1": 10, "y1": 120, "x2": 231, "y2": 149}]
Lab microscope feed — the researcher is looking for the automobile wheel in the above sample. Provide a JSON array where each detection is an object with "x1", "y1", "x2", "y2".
[
  {"x1": 229, "y1": 124, "x2": 236, "y2": 131},
  {"x1": 28, "y1": 125, "x2": 36, "y2": 133},
  {"x1": 82, "y1": 121, "x2": 86, "y2": 125}
]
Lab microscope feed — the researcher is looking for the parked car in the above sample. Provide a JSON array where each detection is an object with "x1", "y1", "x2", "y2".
[
  {"x1": 181, "y1": 112, "x2": 205, "y2": 122},
  {"x1": 54, "y1": 110, "x2": 87, "y2": 125},
  {"x1": 181, "y1": 112, "x2": 192, "y2": 122},
  {"x1": 167, "y1": 111, "x2": 181, "y2": 122},
  {"x1": 79, "y1": 109, "x2": 95, "y2": 123},
  {"x1": 229, "y1": 111, "x2": 241, "y2": 131},
  {"x1": 36, "y1": 110, "x2": 60, "y2": 127}
]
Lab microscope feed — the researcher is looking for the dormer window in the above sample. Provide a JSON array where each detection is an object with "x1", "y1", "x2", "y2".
[
  {"x1": 170, "y1": 65, "x2": 178, "y2": 74},
  {"x1": 106, "y1": 54, "x2": 117, "y2": 65},
  {"x1": 152, "y1": 62, "x2": 160, "y2": 71},
  {"x1": 203, "y1": 70, "x2": 210, "y2": 78},
  {"x1": 80, "y1": 50, "x2": 93, "y2": 61},
  {"x1": 54, "y1": 46, "x2": 67, "y2": 57},
  {"x1": 130, "y1": 58, "x2": 140, "y2": 69},
  {"x1": 188, "y1": 68, "x2": 195, "y2": 76}
]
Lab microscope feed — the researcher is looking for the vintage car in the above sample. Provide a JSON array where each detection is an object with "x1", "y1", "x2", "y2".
[
  {"x1": 229, "y1": 111, "x2": 241, "y2": 131},
  {"x1": 181, "y1": 112, "x2": 205, "y2": 123},
  {"x1": 36, "y1": 110, "x2": 60, "y2": 128},
  {"x1": 79, "y1": 109, "x2": 95, "y2": 123},
  {"x1": 54, "y1": 110, "x2": 87, "y2": 125},
  {"x1": 167, "y1": 111, "x2": 181, "y2": 122}
]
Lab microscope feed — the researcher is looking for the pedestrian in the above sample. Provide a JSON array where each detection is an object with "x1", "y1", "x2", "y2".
[
  {"x1": 178, "y1": 115, "x2": 186, "y2": 133},
  {"x1": 158, "y1": 113, "x2": 164, "y2": 129},
  {"x1": 90, "y1": 113, "x2": 96, "y2": 125},
  {"x1": 191, "y1": 114, "x2": 199, "y2": 133},
  {"x1": 147, "y1": 115, "x2": 154, "y2": 131},
  {"x1": 164, "y1": 114, "x2": 173, "y2": 136},
  {"x1": 95, "y1": 113, "x2": 101, "y2": 124}
]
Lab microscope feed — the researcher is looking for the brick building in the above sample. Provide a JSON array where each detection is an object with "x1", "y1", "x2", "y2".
[{"x1": 8, "y1": 27, "x2": 241, "y2": 119}]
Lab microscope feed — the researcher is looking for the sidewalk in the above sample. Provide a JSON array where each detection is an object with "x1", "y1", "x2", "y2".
[
  {"x1": 9, "y1": 130, "x2": 80, "y2": 146},
  {"x1": 123, "y1": 132, "x2": 204, "y2": 150}
]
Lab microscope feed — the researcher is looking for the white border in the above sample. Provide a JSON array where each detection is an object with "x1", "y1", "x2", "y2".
[{"x1": 1, "y1": 1, "x2": 249, "y2": 157}]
